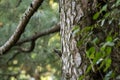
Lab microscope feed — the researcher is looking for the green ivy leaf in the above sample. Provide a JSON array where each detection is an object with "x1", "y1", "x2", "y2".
[
  {"x1": 92, "y1": 37, "x2": 99, "y2": 44},
  {"x1": 104, "y1": 71, "x2": 113, "y2": 80},
  {"x1": 93, "y1": 12, "x2": 100, "y2": 20},
  {"x1": 79, "y1": 75, "x2": 84, "y2": 80},
  {"x1": 86, "y1": 65, "x2": 92, "y2": 74},
  {"x1": 81, "y1": 26, "x2": 92, "y2": 33},
  {"x1": 104, "y1": 58, "x2": 112, "y2": 72},
  {"x1": 72, "y1": 25, "x2": 79, "y2": 31},
  {"x1": 100, "y1": 4, "x2": 107, "y2": 12},
  {"x1": 101, "y1": 19, "x2": 105, "y2": 26},
  {"x1": 96, "y1": 58, "x2": 103, "y2": 65},
  {"x1": 106, "y1": 36, "x2": 113, "y2": 42},
  {"x1": 105, "y1": 42, "x2": 115, "y2": 47},
  {"x1": 72, "y1": 25, "x2": 80, "y2": 36},
  {"x1": 99, "y1": 60, "x2": 105, "y2": 69},
  {"x1": 101, "y1": 41, "x2": 114, "y2": 52},
  {"x1": 86, "y1": 47, "x2": 95, "y2": 59},
  {"x1": 100, "y1": 45, "x2": 106, "y2": 51},
  {"x1": 105, "y1": 47, "x2": 112, "y2": 55},
  {"x1": 115, "y1": 0, "x2": 120, "y2": 7},
  {"x1": 104, "y1": 12, "x2": 110, "y2": 18},
  {"x1": 93, "y1": 52, "x2": 100, "y2": 64}
]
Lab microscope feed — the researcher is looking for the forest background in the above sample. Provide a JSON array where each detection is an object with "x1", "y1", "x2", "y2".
[{"x1": 0, "y1": 0, "x2": 60, "y2": 80}]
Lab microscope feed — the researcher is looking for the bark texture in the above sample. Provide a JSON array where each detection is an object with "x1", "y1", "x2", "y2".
[{"x1": 60, "y1": 0, "x2": 87, "y2": 80}]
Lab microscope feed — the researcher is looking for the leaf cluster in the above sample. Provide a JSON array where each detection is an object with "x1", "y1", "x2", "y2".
[{"x1": 78, "y1": 0, "x2": 120, "y2": 80}]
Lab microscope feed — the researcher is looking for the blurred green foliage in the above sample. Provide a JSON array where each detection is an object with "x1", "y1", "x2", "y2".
[
  {"x1": 0, "y1": 0, "x2": 60, "y2": 80},
  {"x1": 77, "y1": 0, "x2": 120, "y2": 80}
]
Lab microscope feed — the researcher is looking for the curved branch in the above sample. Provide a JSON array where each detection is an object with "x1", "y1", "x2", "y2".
[
  {"x1": 6, "y1": 40, "x2": 35, "y2": 64},
  {"x1": 16, "y1": 23, "x2": 60, "y2": 45},
  {"x1": 17, "y1": 40, "x2": 35, "y2": 53},
  {"x1": 0, "y1": 0, "x2": 44, "y2": 54}
]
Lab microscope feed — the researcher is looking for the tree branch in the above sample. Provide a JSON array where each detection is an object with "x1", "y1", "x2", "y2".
[
  {"x1": 16, "y1": 23, "x2": 60, "y2": 45},
  {"x1": 6, "y1": 23, "x2": 60, "y2": 59},
  {"x1": 17, "y1": 40, "x2": 35, "y2": 53},
  {"x1": 0, "y1": 0, "x2": 44, "y2": 54}
]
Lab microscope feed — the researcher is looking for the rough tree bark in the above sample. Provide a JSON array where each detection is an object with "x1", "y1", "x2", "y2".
[{"x1": 60, "y1": 0, "x2": 87, "y2": 80}]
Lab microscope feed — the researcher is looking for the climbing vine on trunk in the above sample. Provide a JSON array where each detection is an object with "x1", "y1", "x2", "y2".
[{"x1": 60, "y1": 0, "x2": 120, "y2": 80}]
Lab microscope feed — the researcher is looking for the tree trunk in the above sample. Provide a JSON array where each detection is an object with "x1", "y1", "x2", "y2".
[
  {"x1": 60, "y1": 0, "x2": 87, "y2": 80},
  {"x1": 60, "y1": 0, "x2": 120, "y2": 80}
]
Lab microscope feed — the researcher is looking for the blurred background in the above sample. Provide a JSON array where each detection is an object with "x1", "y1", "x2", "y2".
[{"x1": 0, "y1": 0, "x2": 61, "y2": 80}]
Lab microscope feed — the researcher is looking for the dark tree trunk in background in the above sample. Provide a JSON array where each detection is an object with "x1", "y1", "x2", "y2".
[{"x1": 60, "y1": 0, "x2": 120, "y2": 80}]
